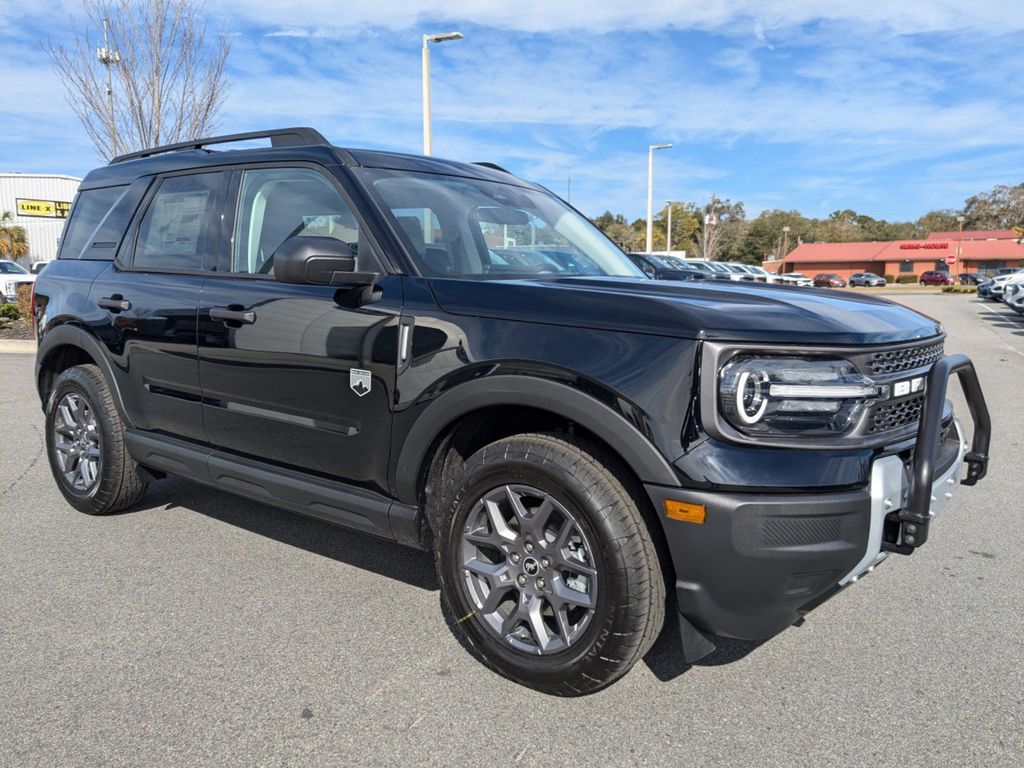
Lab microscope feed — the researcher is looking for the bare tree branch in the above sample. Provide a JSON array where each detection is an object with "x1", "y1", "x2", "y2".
[{"x1": 42, "y1": 0, "x2": 231, "y2": 161}]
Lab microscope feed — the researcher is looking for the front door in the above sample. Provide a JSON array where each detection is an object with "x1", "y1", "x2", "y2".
[{"x1": 197, "y1": 166, "x2": 402, "y2": 495}]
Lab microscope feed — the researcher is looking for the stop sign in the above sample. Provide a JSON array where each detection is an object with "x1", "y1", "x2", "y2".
[{"x1": 945, "y1": 254, "x2": 957, "y2": 266}]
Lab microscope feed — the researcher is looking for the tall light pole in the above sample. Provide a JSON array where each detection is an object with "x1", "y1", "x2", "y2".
[
  {"x1": 646, "y1": 143, "x2": 672, "y2": 253},
  {"x1": 665, "y1": 200, "x2": 673, "y2": 254},
  {"x1": 97, "y1": 17, "x2": 121, "y2": 158},
  {"x1": 781, "y1": 225, "x2": 791, "y2": 260},
  {"x1": 422, "y1": 31, "x2": 463, "y2": 156}
]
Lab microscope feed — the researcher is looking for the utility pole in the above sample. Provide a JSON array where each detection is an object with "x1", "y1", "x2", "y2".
[
  {"x1": 97, "y1": 17, "x2": 121, "y2": 157},
  {"x1": 781, "y1": 225, "x2": 791, "y2": 260},
  {"x1": 956, "y1": 214, "x2": 965, "y2": 279},
  {"x1": 567, "y1": 165, "x2": 572, "y2": 203}
]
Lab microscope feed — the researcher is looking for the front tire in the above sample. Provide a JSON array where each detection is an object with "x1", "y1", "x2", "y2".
[
  {"x1": 45, "y1": 364, "x2": 148, "y2": 515},
  {"x1": 435, "y1": 433, "x2": 665, "y2": 696}
]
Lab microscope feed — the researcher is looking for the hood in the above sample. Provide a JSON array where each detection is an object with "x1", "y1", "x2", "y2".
[{"x1": 429, "y1": 276, "x2": 942, "y2": 345}]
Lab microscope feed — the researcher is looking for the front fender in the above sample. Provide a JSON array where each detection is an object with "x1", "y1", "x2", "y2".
[{"x1": 392, "y1": 374, "x2": 681, "y2": 504}]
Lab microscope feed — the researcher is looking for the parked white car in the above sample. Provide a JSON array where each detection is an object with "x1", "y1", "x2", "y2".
[
  {"x1": 776, "y1": 272, "x2": 814, "y2": 287},
  {"x1": 1, "y1": 259, "x2": 35, "y2": 303},
  {"x1": 1002, "y1": 274, "x2": 1024, "y2": 313}
]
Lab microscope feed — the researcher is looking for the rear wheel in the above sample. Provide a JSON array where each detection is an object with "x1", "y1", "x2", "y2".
[
  {"x1": 435, "y1": 433, "x2": 665, "y2": 696},
  {"x1": 44, "y1": 365, "x2": 148, "y2": 515}
]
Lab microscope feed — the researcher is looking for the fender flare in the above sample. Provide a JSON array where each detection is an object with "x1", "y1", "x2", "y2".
[
  {"x1": 35, "y1": 323, "x2": 132, "y2": 425},
  {"x1": 393, "y1": 374, "x2": 680, "y2": 503}
]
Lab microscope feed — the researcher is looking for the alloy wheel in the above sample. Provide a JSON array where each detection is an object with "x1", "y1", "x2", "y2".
[
  {"x1": 52, "y1": 392, "x2": 101, "y2": 493},
  {"x1": 460, "y1": 484, "x2": 598, "y2": 655}
]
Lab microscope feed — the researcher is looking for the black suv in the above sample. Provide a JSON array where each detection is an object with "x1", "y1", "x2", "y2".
[{"x1": 33, "y1": 128, "x2": 991, "y2": 695}]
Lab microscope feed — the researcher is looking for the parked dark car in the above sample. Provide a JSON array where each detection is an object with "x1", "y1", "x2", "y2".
[
  {"x1": 628, "y1": 253, "x2": 709, "y2": 281},
  {"x1": 813, "y1": 273, "x2": 847, "y2": 288},
  {"x1": 32, "y1": 127, "x2": 991, "y2": 696},
  {"x1": 849, "y1": 272, "x2": 886, "y2": 287},
  {"x1": 957, "y1": 272, "x2": 984, "y2": 285},
  {"x1": 919, "y1": 270, "x2": 953, "y2": 286}
]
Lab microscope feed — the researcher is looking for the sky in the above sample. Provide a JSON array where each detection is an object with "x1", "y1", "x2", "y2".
[{"x1": 1, "y1": 0, "x2": 1022, "y2": 222}]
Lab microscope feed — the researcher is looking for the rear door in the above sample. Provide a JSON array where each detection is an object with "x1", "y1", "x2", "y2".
[
  {"x1": 90, "y1": 170, "x2": 228, "y2": 442},
  {"x1": 197, "y1": 164, "x2": 402, "y2": 494}
]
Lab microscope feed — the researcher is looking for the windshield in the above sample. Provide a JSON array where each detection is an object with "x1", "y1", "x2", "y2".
[
  {"x1": 0, "y1": 261, "x2": 29, "y2": 275},
  {"x1": 703, "y1": 261, "x2": 730, "y2": 273},
  {"x1": 357, "y1": 169, "x2": 644, "y2": 279}
]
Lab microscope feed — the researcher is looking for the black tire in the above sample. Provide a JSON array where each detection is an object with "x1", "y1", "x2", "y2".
[
  {"x1": 44, "y1": 364, "x2": 147, "y2": 515},
  {"x1": 435, "y1": 433, "x2": 665, "y2": 696}
]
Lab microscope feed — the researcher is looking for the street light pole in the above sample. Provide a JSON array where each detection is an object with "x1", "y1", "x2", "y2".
[
  {"x1": 665, "y1": 200, "x2": 673, "y2": 254},
  {"x1": 422, "y1": 31, "x2": 463, "y2": 156},
  {"x1": 646, "y1": 143, "x2": 672, "y2": 253}
]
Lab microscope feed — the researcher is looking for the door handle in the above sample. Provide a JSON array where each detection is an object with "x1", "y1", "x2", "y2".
[
  {"x1": 209, "y1": 307, "x2": 256, "y2": 325},
  {"x1": 97, "y1": 296, "x2": 131, "y2": 312}
]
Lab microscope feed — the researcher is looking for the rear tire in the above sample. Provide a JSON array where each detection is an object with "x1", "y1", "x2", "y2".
[
  {"x1": 44, "y1": 364, "x2": 148, "y2": 515},
  {"x1": 435, "y1": 433, "x2": 665, "y2": 696}
]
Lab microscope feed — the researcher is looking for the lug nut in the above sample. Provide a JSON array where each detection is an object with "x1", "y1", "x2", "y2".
[
  {"x1": 536, "y1": 578, "x2": 546, "y2": 589},
  {"x1": 524, "y1": 542, "x2": 534, "y2": 553},
  {"x1": 906, "y1": 535, "x2": 916, "y2": 545},
  {"x1": 509, "y1": 552, "x2": 521, "y2": 564},
  {"x1": 517, "y1": 574, "x2": 528, "y2": 587},
  {"x1": 906, "y1": 524, "x2": 917, "y2": 534},
  {"x1": 540, "y1": 557, "x2": 550, "y2": 569}
]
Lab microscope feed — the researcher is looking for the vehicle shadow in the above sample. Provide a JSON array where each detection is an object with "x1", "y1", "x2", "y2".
[
  {"x1": 140, "y1": 476, "x2": 763, "y2": 685},
  {"x1": 144, "y1": 475, "x2": 439, "y2": 591},
  {"x1": 975, "y1": 305, "x2": 1024, "y2": 336}
]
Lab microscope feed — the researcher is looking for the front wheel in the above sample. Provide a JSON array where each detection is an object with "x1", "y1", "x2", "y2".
[{"x1": 435, "y1": 433, "x2": 665, "y2": 696}]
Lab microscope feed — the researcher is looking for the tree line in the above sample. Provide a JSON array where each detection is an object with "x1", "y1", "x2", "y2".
[{"x1": 591, "y1": 182, "x2": 1024, "y2": 264}]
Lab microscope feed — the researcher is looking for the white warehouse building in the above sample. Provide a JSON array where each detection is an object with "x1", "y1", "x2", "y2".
[{"x1": 0, "y1": 173, "x2": 82, "y2": 265}]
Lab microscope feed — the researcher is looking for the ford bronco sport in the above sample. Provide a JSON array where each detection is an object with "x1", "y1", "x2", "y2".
[{"x1": 33, "y1": 128, "x2": 991, "y2": 695}]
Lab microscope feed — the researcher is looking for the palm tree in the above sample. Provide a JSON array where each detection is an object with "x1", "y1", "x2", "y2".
[{"x1": 0, "y1": 211, "x2": 30, "y2": 262}]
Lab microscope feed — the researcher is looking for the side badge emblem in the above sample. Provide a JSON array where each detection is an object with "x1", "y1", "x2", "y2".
[{"x1": 350, "y1": 368, "x2": 372, "y2": 397}]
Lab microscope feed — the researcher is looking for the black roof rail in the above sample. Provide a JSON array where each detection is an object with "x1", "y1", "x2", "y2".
[
  {"x1": 109, "y1": 127, "x2": 330, "y2": 164},
  {"x1": 474, "y1": 161, "x2": 512, "y2": 174}
]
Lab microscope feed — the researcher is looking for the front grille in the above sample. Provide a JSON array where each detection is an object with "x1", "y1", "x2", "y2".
[
  {"x1": 867, "y1": 395, "x2": 924, "y2": 434},
  {"x1": 867, "y1": 341, "x2": 944, "y2": 375}
]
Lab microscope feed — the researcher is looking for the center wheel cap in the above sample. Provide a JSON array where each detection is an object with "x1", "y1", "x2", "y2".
[{"x1": 522, "y1": 557, "x2": 540, "y2": 576}]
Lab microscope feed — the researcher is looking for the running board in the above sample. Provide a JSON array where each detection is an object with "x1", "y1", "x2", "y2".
[{"x1": 124, "y1": 430, "x2": 420, "y2": 545}]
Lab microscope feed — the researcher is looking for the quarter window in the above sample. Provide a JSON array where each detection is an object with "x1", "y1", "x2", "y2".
[
  {"x1": 230, "y1": 167, "x2": 363, "y2": 276},
  {"x1": 134, "y1": 173, "x2": 222, "y2": 271},
  {"x1": 59, "y1": 186, "x2": 125, "y2": 260}
]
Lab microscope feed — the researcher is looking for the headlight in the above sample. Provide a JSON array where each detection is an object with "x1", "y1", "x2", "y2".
[
  {"x1": 4, "y1": 280, "x2": 17, "y2": 297},
  {"x1": 718, "y1": 356, "x2": 887, "y2": 436}
]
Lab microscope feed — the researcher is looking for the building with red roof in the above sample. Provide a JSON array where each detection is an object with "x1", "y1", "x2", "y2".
[{"x1": 763, "y1": 232, "x2": 1024, "y2": 281}]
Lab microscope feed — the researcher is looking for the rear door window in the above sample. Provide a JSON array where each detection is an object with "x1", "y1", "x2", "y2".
[{"x1": 133, "y1": 173, "x2": 224, "y2": 272}]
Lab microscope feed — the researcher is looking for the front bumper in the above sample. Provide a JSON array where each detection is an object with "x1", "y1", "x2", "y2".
[{"x1": 649, "y1": 354, "x2": 991, "y2": 654}]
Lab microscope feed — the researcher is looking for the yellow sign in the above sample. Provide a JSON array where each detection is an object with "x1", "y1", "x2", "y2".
[{"x1": 16, "y1": 198, "x2": 71, "y2": 219}]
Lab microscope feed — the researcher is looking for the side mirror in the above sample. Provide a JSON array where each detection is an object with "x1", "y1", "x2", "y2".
[{"x1": 273, "y1": 235, "x2": 380, "y2": 287}]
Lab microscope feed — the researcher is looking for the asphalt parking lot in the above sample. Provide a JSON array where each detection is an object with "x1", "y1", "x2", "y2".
[{"x1": 2, "y1": 293, "x2": 1022, "y2": 767}]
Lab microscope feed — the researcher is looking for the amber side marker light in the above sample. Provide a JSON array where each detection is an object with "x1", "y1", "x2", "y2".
[{"x1": 663, "y1": 499, "x2": 706, "y2": 524}]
